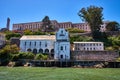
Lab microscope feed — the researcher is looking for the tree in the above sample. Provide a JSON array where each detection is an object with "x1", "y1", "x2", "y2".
[
  {"x1": 0, "y1": 49, "x2": 11, "y2": 65},
  {"x1": 66, "y1": 28, "x2": 85, "y2": 33},
  {"x1": 78, "y1": 5, "x2": 104, "y2": 39},
  {"x1": 0, "y1": 44, "x2": 20, "y2": 64},
  {"x1": 70, "y1": 35, "x2": 92, "y2": 43},
  {"x1": 41, "y1": 16, "x2": 55, "y2": 32},
  {"x1": 3, "y1": 44, "x2": 19, "y2": 54},
  {"x1": 106, "y1": 21, "x2": 120, "y2": 31},
  {"x1": 5, "y1": 31, "x2": 21, "y2": 40},
  {"x1": 24, "y1": 29, "x2": 33, "y2": 35}
]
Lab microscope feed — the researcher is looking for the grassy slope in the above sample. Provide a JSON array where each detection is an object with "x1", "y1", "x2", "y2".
[{"x1": 0, "y1": 67, "x2": 120, "y2": 80}]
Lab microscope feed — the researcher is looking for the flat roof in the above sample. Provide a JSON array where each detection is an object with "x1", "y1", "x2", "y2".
[
  {"x1": 20, "y1": 35, "x2": 55, "y2": 40},
  {"x1": 73, "y1": 42, "x2": 103, "y2": 43}
]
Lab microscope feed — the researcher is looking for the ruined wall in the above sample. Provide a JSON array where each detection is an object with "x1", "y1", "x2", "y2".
[{"x1": 71, "y1": 51, "x2": 119, "y2": 61}]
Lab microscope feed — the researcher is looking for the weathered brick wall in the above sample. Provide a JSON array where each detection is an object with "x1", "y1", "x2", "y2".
[{"x1": 71, "y1": 51, "x2": 119, "y2": 61}]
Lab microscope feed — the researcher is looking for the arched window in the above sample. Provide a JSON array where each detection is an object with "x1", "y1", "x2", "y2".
[
  {"x1": 39, "y1": 49, "x2": 43, "y2": 53},
  {"x1": 33, "y1": 49, "x2": 37, "y2": 54},
  {"x1": 51, "y1": 49, "x2": 54, "y2": 53},
  {"x1": 27, "y1": 48, "x2": 32, "y2": 52},
  {"x1": 45, "y1": 49, "x2": 49, "y2": 53},
  {"x1": 50, "y1": 49, "x2": 54, "y2": 58}
]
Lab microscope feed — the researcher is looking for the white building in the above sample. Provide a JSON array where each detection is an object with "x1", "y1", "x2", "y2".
[
  {"x1": 20, "y1": 35, "x2": 55, "y2": 58},
  {"x1": 54, "y1": 28, "x2": 70, "y2": 60},
  {"x1": 73, "y1": 42, "x2": 104, "y2": 51}
]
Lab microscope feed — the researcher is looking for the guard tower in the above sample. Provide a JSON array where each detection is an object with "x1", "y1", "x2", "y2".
[{"x1": 6, "y1": 17, "x2": 10, "y2": 30}]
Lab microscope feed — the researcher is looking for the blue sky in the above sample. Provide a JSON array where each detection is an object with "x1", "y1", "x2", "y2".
[{"x1": 0, "y1": 0, "x2": 120, "y2": 30}]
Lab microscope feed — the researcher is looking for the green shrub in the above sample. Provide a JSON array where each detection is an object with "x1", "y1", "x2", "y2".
[
  {"x1": 35, "y1": 54, "x2": 43, "y2": 60},
  {"x1": 67, "y1": 28, "x2": 85, "y2": 33},
  {"x1": 35, "y1": 53, "x2": 48, "y2": 60},
  {"x1": 70, "y1": 35, "x2": 92, "y2": 43},
  {"x1": 16, "y1": 52, "x2": 35, "y2": 60},
  {"x1": 5, "y1": 31, "x2": 21, "y2": 40},
  {"x1": 0, "y1": 49, "x2": 12, "y2": 65}
]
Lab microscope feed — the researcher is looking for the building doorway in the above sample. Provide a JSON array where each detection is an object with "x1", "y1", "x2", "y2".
[
  {"x1": 45, "y1": 49, "x2": 49, "y2": 53},
  {"x1": 60, "y1": 55, "x2": 63, "y2": 59},
  {"x1": 39, "y1": 49, "x2": 43, "y2": 53},
  {"x1": 33, "y1": 49, "x2": 37, "y2": 54}
]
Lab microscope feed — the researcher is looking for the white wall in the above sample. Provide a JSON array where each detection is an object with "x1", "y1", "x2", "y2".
[
  {"x1": 20, "y1": 40, "x2": 54, "y2": 53},
  {"x1": 74, "y1": 42, "x2": 104, "y2": 51},
  {"x1": 54, "y1": 42, "x2": 70, "y2": 60}
]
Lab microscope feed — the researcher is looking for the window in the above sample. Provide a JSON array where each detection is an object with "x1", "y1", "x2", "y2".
[
  {"x1": 34, "y1": 42, "x2": 36, "y2": 46},
  {"x1": 87, "y1": 48, "x2": 89, "y2": 50},
  {"x1": 29, "y1": 42, "x2": 31, "y2": 46},
  {"x1": 96, "y1": 44, "x2": 98, "y2": 46},
  {"x1": 61, "y1": 30, "x2": 63, "y2": 34},
  {"x1": 39, "y1": 42, "x2": 41, "y2": 46},
  {"x1": 90, "y1": 44, "x2": 92, "y2": 46},
  {"x1": 25, "y1": 42, "x2": 26, "y2": 46},
  {"x1": 81, "y1": 44, "x2": 83, "y2": 46},
  {"x1": 84, "y1": 44, "x2": 85, "y2": 46},
  {"x1": 90, "y1": 48, "x2": 92, "y2": 50},
  {"x1": 84, "y1": 48, "x2": 86, "y2": 50},
  {"x1": 60, "y1": 55, "x2": 63, "y2": 59},
  {"x1": 87, "y1": 44, "x2": 89, "y2": 46},
  {"x1": 61, "y1": 46, "x2": 63, "y2": 50},
  {"x1": 45, "y1": 42, "x2": 47, "y2": 47}
]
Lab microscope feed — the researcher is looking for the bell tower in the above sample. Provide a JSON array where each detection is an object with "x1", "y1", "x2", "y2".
[{"x1": 54, "y1": 28, "x2": 70, "y2": 60}]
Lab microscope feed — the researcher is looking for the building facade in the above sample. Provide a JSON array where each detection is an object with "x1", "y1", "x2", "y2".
[
  {"x1": 13, "y1": 20, "x2": 109, "y2": 32},
  {"x1": 0, "y1": 33, "x2": 5, "y2": 48},
  {"x1": 20, "y1": 35, "x2": 55, "y2": 57},
  {"x1": 20, "y1": 28, "x2": 70, "y2": 60},
  {"x1": 54, "y1": 28, "x2": 70, "y2": 60},
  {"x1": 73, "y1": 42, "x2": 104, "y2": 51}
]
